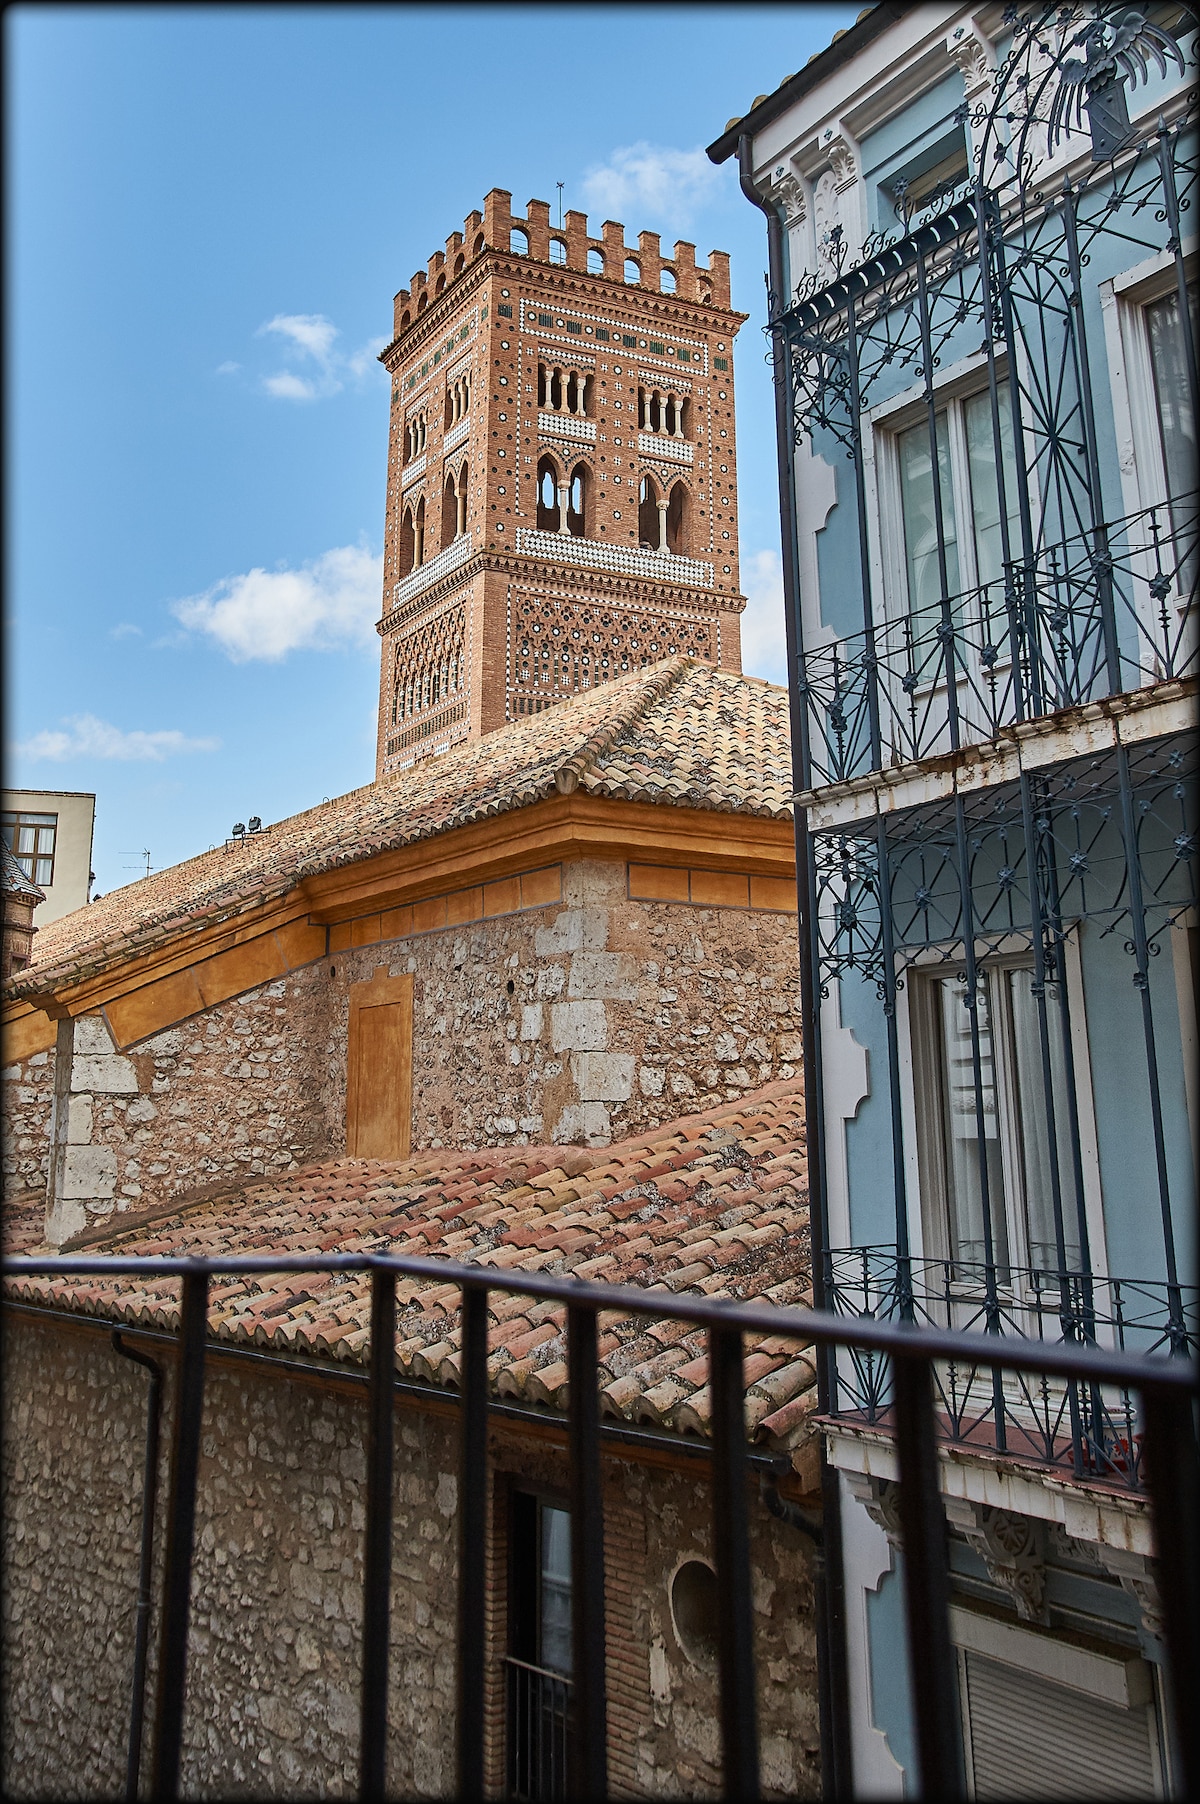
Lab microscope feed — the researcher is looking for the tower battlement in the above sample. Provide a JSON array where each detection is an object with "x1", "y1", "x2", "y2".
[
  {"x1": 390, "y1": 189, "x2": 732, "y2": 340},
  {"x1": 374, "y1": 188, "x2": 748, "y2": 778}
]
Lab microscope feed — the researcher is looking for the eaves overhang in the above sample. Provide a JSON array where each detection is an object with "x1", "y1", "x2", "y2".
[{"x1": 705, "y1": 3, "x2": 905, "y2": 167}]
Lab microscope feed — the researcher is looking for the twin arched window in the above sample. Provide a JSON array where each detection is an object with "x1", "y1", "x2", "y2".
[
  {"x1": 537, "y1": 457, "x2": 587, "y2": 536},
  {"x1": 404, "y1": 411, "x2": 428, "y2": 463},
  {"x1": 399, "y1": 497, "x2": 426, "y2": 576},
  {"x1": 442, "y1": 461, "x2": 469, "y2": 544},
  {"x1": 638, "y1": 476, "x2": 688, "y2": 554}
]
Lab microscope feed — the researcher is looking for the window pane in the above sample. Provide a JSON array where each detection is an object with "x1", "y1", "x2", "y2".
[
  {"x1": 35, "y1": 857, "x2": 54, "y2": 886},
  {"x1": 937, "y1": 976, "x2": 1008, "y2": 1272},
  {"x1": 540, "y1": 1505, "x2": 572, "y2": 1675},
  {"x1": 1006, "y1": 970, "x2": 1080, "y2": 1273},
  {"x1": 964, "y1": 382, "x2": 1021, "y2": 602},
  {"x1": 899, "y1": 413, "x2": 960, "y2": 638},
  {"x1": 17, "y1": 827, "x2": 36, "y2": 854},
  {"x1": 1146, "y1": 285, "x2": 1198, "y2": 588}
]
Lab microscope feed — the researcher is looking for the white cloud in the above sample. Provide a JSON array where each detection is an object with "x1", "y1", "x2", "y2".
[
  {"x1": 739, "y1": 548, "x2": 789, "y2": 685},
  {"x1": 259, "y1": 312, "x2": 340, "y2": 362},
  {"x1": 109, "y1": 621, "x2": 143, "y2": 640},
  {"x1": 346, "y1": 334, "x2": 390, "y2": 379},
  {"x1": 580, "y1": 142, "x2": 723, "y2": 229},
  {"x1": 172, "y1": 543, "x2": 383, "y2": 662},
  {"x1": 17, "y1": 715, "x2": 220, "y2": 763},
  {"x1": 262, "y1": 370, "x2": 322, "y2": 401},
  {"x1": 215, "y1": 360, "x2": 241, "y2": 375},
  {"x1": 250, "y1": 312, "x2": 385, "y2": 402}
]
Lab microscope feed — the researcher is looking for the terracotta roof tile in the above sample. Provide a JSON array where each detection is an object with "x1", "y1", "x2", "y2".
[
  {"x1": 5, "y1": 1081, "x2": 815, "y2": 1466},
  {"x1": 6, "y1": 659, "x2": 791, "y2": 1001}
]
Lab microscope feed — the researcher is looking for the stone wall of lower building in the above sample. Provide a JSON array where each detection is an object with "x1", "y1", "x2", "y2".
[
  {"x1": 2, "y1": 857, "x2": 802, "y2": 1244},
  {"x1": 1, "y1": 1312, "x2": 820, "y2": 1800}
]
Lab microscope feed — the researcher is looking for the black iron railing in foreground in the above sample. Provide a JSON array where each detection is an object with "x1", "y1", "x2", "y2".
[{"x1": 3, "y1": 1250, "x2": 1197, "y2": 1803}]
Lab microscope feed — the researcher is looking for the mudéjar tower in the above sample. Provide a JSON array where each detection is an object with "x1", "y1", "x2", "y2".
[{"x1": 375, "y1": 188, "x2": 748, "y2": 775}]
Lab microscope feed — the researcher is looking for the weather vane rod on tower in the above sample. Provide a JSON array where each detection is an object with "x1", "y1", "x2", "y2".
[{"x1": 556, "y1": 181, "x2": 564, "y2": 227}]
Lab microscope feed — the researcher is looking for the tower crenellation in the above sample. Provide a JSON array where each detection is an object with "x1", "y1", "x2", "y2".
[{"x1": 375, "y1": 188, "x2": 747, "y2": 777}]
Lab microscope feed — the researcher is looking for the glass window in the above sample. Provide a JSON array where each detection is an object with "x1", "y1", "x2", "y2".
[
  {"x1": 1145, "y1": 284, "x2": 1198, "y2": 589},
  {"x1": 926, "y1": 963, "x2": 1081, "y2": 1281},
  {"x1": 935, "y1": 974, "x2": 1007, "y2": 1272},
  {"x1": 964, "y1": 384, "x2": 1020, "y2": 596},
  {"x1": 897, "y1": 382, "x2": 1020, "y2": 654},
  {"x1": 539, "y1": 1506, "x2": 572, "y2": 1676},
  {"x1": 2, "y1": 811, "x2": 57, "y2": 888},
  {"x1": 899, "y1": 411, "x2": 960, "y2": 626},
  {"x1": 1006, "y1": 969, "x2": 1079, "y2": 1272}
]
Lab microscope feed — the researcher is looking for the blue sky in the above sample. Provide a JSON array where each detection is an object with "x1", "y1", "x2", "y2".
[{"x1": 7, "y1": 3, "x2": 856, "y2": 897}]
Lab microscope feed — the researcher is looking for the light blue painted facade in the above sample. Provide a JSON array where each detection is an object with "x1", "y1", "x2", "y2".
[{"x1": 737, "y1": 5, "x2": 1196, "y2": 1795}]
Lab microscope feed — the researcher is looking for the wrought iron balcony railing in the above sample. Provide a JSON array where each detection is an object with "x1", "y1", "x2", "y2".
[
  {"x1": 3, "y1": 1249, "x2": 1197, "y2": 1802},
  {"x1": 825, "y1": 1247, "x2": 1199, "y2": 1491},
  {"x1": 795, "y1": 497, "x2": 1197, "y2": 793},
  {"x1": 505, "y1": 1656, "x2": 571, "y2": 1801}
]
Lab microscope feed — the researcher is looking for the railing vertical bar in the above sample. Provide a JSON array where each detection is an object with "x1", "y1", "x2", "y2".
[
  {"x1": 457, "y1": 1283, "x2": 489, "y2": 1802},
  {"x1": 893, "y1": 1348, "x2": 965, "y2": 1800},
  {"x1": 567, "y1": 1302, "x2": 607, "y2": 1802},
  {"x1": 359, "y1": 1265, "x2": 396, "y2": 1804},
  {"x1": 709, "y1": 1323, "x2": 760, "y2": 1801},
  {"x1": 149, "y1": 1265, "x2": 209, "y2": 1802},
  {"x1": 1141, "y1": 1381, "x2": 1198, "y2": 1799}
]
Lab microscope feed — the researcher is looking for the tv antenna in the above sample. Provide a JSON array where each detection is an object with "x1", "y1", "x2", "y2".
[{"x1": 121, "y1": 849, "x2": 153, "y2": 878}]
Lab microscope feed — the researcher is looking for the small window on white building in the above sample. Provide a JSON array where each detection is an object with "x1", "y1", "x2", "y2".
[{"x1": 2, "y1": 812, "x2": 56, "y2": 889}]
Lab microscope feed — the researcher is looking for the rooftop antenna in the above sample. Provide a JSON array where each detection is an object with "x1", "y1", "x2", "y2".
[
  {"x1": 120, "y1": 850, "x2": 153, "y2": 878},
  {"x1": 556, "y1": 181, "x2": 564, "y2": 228}
]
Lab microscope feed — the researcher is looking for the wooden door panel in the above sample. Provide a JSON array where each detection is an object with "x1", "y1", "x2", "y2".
[{"x1": 346, "y1": 970, "x2": 413, "y2": 1159}]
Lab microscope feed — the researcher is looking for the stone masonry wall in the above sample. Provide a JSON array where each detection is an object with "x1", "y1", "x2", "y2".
[
  {"x1": 2, "y1": 858, "x2": 802, "y2": 1243},
  {"x1": 2, "y1": 1312, "x2": 820, "y2": 1800}
]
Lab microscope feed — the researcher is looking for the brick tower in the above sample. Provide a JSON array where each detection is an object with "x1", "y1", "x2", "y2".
[{"x1": 375, "y1": 189, "x2": 748, "y2": 775}]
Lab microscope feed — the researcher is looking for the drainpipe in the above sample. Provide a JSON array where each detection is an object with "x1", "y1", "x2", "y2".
[
  {"x1": 112, "y1": 1331, "x2": 163, "y2": 1803},
  {"x1": 736, "y1": 132, "x2": 853, "y2": 1803}
]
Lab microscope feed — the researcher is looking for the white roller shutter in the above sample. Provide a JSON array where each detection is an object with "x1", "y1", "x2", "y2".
[{"x1": 961, "y1": 1649, "x2": 1160, "y2": 1800}]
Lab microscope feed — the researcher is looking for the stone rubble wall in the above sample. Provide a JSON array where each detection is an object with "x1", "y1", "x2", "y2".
[
  {"x1": 2, "y1": 1313, "x2": 820, "y2": 1800},
  {"x1": 2, "y1": 859, "x2": 802, "y2": 1243}
]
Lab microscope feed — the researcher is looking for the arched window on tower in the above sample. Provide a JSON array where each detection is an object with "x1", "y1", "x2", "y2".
[
  {"x1": 456, "y1": 461, "x2": 468, "y2": 536},
  {"x1": 443, "y1": 471, "x2": 458, "y2": 546},
  {"x1": 638, "y1": 475, "x2": 662, "y2": 550},
  {"x1": 587, "y1": 248, "x2": 604, "y2": 275},
  {"x1": 511, "y1": 227, "x2": 529, "y2": 255},
  {"x1": 667, "y1": 482, "x2": 687, "y2": 555},
  {"x1": 537, "y1": 457, "x2": 562, "y2": 532},
  {"x1": 549, "y1": 238, "x2": 567, "y2": 265},
  {"x1": 625, "y1": 258, "x2": 641, "y2": 284},
  {"x1": 399, "y1": 505, "x2": 416, "y2": 578},
  {"x1": 568, "y1": 465, "x2": 587, "y2": 537},
  {"x1": 414, "y1": 497, "x2": 425, "y2": 567}
]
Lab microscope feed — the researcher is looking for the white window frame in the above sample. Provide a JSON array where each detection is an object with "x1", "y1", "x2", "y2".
[
  {"x1": 862, "y1": 350, "x2": 1031, "y2": 752},
  {"x1": 1100, "y1": 241, "x2": 1197, "y2": 641}
]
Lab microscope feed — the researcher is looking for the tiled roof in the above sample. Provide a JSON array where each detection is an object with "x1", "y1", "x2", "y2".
[
  {"x1": 6, "y1": 1081, "x2": 816, "y2": 1464},
  {"x1": 2, "y1": 846, "x2": 45, "y2": 903},
  {"x1": 6, "y1": 658, "x2": 791, "y2": 1001}
]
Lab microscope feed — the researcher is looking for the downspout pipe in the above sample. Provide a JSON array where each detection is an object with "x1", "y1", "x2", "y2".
[
  {"x1": 736, "y1": 133, "x2": 853, "y2": 1803},
  {"x1": 112, "y1": 1330, "x2": 163, "y2": 1803}
]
